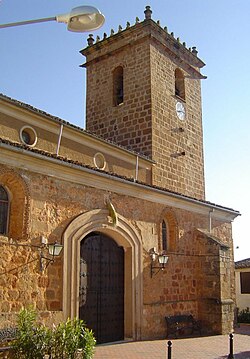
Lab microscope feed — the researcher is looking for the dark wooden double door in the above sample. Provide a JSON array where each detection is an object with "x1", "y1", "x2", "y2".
[{"x1": 79, "y1": 232, "x2": 124, "y2": 343}]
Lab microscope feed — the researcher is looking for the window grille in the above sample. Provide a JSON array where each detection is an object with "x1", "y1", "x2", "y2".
[{"x1": 162, "y1": 220, "x2": 167, "y2": 251}]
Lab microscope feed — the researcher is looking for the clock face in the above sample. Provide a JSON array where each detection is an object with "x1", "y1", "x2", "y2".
[{"x1": 176, "y1": 101, "x2": 186, "y2": 121}]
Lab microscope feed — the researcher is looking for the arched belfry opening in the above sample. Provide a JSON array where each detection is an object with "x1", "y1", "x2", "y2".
[
  {"x1": 113, "y1": 66, "x2": 124, "y2": 106},
  {"x1": 62, "y1": 209, "x2": 143, "y2": 342},
  {"x1": 175, "y1": 68, "x2": 185, "y2": 100}
]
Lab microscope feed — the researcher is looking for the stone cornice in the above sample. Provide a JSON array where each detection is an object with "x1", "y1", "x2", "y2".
[
  {"x1": 81, "y1": 19, "x2": 206, "y2": 80},
  {"x1": 0, "y1": 142, "x2": 240, "y2": 222},
  {"x1": 81, "y1": 19, "x2": 205, "y2": 67}
]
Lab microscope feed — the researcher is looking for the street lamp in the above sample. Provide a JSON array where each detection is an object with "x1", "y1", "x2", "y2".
[{"x1": 0, "y1": 5, "x2": 105, "y2": 32}]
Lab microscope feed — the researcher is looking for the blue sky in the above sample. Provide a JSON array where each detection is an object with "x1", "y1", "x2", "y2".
[{"x1": 0, "y1": 1, "x2": 249, "y2": 261}]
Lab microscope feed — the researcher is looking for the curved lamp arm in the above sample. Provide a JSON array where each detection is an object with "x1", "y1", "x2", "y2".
[{"x1": 0, "y1": 5, "x2": 105, "y2": 32}]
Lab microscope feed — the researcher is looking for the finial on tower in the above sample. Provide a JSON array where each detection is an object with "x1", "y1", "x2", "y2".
[
  {"x1": 144, "y1": 6, "x2": 152, "y2": 20},
  {"x1": 87, "y1": 34, "x2": 94, "y2": 46},
  {"x1": 192, "y1": 47, "x2": 198, "y2": 56}
]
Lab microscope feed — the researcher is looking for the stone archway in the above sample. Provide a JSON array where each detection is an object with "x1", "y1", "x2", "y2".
[{"x1": 62, "y1": 209, "x2": 143, "y2": 340}]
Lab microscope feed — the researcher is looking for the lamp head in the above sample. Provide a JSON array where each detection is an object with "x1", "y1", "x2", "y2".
[
  {"x1": 56, "y1": 6, "x2": 105, "y2": 32},
  {"x1": 48, "y1": 242, "x2": 63, "y2": 257},
  {"x1": 158, "y1": 254, "x2": 169, "y2": 266}
]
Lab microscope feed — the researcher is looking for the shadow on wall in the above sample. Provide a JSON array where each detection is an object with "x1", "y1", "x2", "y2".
[{"x1": 219, "y1": 352, "x2": 250, "y2": 359}]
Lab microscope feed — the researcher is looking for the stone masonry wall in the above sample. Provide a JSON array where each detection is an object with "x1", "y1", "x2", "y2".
[
  {"x1": 85, "y1": 38, "x2": 153, "y2": 157},
  {"x1": 150, "y1": 43, "x2": 205, "y2": 199},
  {"x1": 0, "y1": 165, "x2": 234, "y2": 338},
  {"x1": 83, "y1": 20, "x2": 205, "y2": 200},
  {"x1": 0, "y1": 111, "x2": 152, "y2": 185}
]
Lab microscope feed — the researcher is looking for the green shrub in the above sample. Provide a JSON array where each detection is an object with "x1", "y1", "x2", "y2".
[
  {"x1": 13, "y1": 307, "x2": 51, "y2": 359},
  {"x1": 237, "y1": 307, "x2": 250, "y2": 323},
  {"x1": 13, "y1": 308, "x2": 96, "y2": 359},
  {"x1": 80, "y1": 327, "x2": 96, "y2": 359},
  {"x1": 51, "y1": 318, "x2": 96, "y2": 359}
]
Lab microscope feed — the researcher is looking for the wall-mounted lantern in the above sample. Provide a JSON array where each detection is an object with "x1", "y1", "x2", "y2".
[
  {"x1": 40, "y1": 241, "x2": 63, "y2": 271},
  {"x1": 149, "y1": 247, "x2": 169, "y2": 277},
  {"x1": 0, "y1": 236, "x2": 63, "y2": 272}
]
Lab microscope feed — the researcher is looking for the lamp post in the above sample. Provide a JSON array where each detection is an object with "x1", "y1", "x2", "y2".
[{"x1": 0, "y1": 5, "x2": 105, "y2": 32}]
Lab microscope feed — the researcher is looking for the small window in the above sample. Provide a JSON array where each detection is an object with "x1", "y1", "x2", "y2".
[
  {"x1": 162, "y1": 220, "x2": 168, "y2": 251},
  {"x1": 94, "y1": 152, "x2": 106, "y2": 170},
  {"x1": 160, "y1": 211, "x2": 177, "y2": 252},
  {"x1": 113, "y1": 66, "x2": 124, "y2": 106},
  {"x1": 0, "y1": 185, "x2": 9, "y2": 235},
  {"x1": 240, "y1": 272, "x2": 250, "y2": 294},
  {"x1": 175, "y1": 68, "x2": 185, "y2": 100},
  {"x1": 20, "y1": 126, "x2": 37, "y2": 147}
]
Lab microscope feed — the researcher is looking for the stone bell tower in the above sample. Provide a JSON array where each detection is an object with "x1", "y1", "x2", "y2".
[{"x1": 81, "y1": 6, "x2": 206, "y2": 200}]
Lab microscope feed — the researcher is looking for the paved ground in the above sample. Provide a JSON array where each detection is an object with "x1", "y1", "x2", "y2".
[{"x1": 93, "y1": 325, "x2": 250, "y2": 359}]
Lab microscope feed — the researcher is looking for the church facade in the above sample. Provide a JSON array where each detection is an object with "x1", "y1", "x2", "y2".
[{"x1": 0, "y1": 7, "x2": 239, "y2": 342}]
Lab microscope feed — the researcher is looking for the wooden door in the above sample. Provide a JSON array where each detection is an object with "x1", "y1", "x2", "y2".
[{"x1": 79, "y1": 232, "x2": 124, "y2": 343}]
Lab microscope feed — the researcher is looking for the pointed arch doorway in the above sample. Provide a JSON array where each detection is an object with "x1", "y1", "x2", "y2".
[{"x1": 79, "y1": 232, "x2": 124, "y2": 343}]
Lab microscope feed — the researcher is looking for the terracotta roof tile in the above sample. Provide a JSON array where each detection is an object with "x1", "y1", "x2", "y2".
[
  {"x1": 235, "y1": 258, "x2": 250, "y2": 269},
  {"x1": 0, "y1": 137, "x2": 240, "y2": 215}
]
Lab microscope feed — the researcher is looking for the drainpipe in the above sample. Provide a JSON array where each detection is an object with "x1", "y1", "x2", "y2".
[
  {"x1": 135, "y1": 155, "x2": 139, "y2": 182},
  {"x1": 56, "y1": 124, "x2": 64, "y2": 156},
  {"x1": 209, "y1": 208, "x2": 214, "y2": 233}
]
